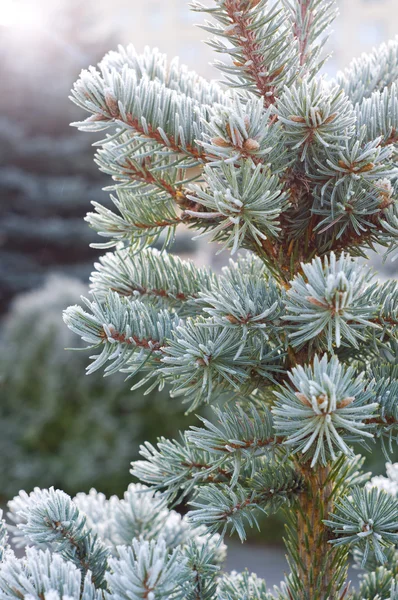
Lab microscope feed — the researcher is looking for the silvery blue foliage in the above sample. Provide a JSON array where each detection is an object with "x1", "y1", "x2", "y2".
[
  {"x1": 326, "y1": 486, "x2": 398, "y2": 566},
  {"x1": 217, "y1": 570, "x2": 273, "y2": 600},
  {"x1": 1, "y1": 484, "x2": 228, "y2": 600},
  {"x1": 273, "y1": 354, "x2": 378, "y2": 466},
  {"x1": 0, "y1": 548, "x2": 102, "y2": 600},
  {"x1": 283, "y1": 253, "x2": 379, "y2": 349},
  {"x1": 187, "y1": 160, "x2": 289, "y2": 253},
  {"x1": 277, "y1": 78, "x2": 356, "y2": 162}
]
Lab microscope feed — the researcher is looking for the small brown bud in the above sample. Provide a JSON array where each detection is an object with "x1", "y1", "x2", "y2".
[
  {"x1": 211, "y1": 136, "x2": 231, "y2": 148},
  {"x1": 226, "y1": 314, "x2": 240, "y2": 324},
  {"x1": 323, "y1": 113, "x2": 338, "y2": 125},
  {"x1": 358, "y1": 163, "x2": 375, "y2": 173},
  {"x1": 289, "y1": 115, "x2": 306, "y2": 123},
  {"x1": 225, "y1": 123, "x2": 243, "y2": 147},
  {"x1": 295, "y1": 392, "x2": 312, "y2": 407},
  {"x1": 316, "y1": 394, "x2": 328, "y2": 407},
  {"x1": 338, "y1": 160, "x2": 350, "y2": 170},
  {"x1": 243, "y1": 138, "x2": 260, "y2": 152},
  {"x1": 379, "y1": 196, "x2": 392, "y2": 210},
  {"x1": 377, "y1": 180, "x2": 393, "y2": 209},
  {"x1": 270, "y1": 64, "x2": 285, "y2": 78},
  {"x1": 385, "y1": 127, "x2": 398, "y2": 145},
  {"x1": 338, "y1": 396, "x2": 355, "y2": 408},
  {"x1": 104, "y1": 87, "x2": 119, "y2": 118},
  {"x1": 306, "y1": 296, "x2": 329, "y2": 309}
]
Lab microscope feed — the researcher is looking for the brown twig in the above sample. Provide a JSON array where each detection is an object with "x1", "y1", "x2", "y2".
[{"x1": 224, "y1": 0, "x2": 280, "y2": 107}]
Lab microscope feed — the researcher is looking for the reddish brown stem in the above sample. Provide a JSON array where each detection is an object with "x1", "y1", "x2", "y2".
[
  {"x1": 293, "y1": 0, "x2": 314, "y2": 67},
  {"x1": 224, "y1": 0, "x2": 279, "y2": 106},
  {"x1": 125, "y1": 114, "x2": 206, "y2": 161}
]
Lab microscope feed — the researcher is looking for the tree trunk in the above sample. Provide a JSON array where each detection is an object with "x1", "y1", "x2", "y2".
[{"x1": 295, "y1": 463, "x2": 348, "y2": 599}]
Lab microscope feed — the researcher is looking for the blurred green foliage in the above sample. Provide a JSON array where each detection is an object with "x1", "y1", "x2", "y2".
[{"x1": 0, "y1": 275, "x2": 195, "y2": 499}]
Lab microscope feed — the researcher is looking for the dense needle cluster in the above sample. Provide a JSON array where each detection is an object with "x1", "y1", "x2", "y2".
[{"x1": 3, "y1": 0, "x2": 398, "y2": 598}]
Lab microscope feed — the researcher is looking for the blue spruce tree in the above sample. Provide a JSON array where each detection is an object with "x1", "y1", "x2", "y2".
[{"x1": 3, "y1": 1, "x2": 398, "y2": 598}]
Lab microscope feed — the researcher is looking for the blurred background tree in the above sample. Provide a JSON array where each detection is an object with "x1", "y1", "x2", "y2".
[
  {"x1": 0, "y1": 274, "x2": 195, "y2": 500},
  {"x1": 0, "y1": 0, "x2": 119, "y2": 314}
]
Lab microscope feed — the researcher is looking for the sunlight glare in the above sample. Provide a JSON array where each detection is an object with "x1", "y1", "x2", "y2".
[{"x1": 0, "y1": 1, "x2": 42, "y2": 29}]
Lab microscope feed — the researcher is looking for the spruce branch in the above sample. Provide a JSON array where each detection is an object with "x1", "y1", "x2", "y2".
[
  {"x1": 221, "y1": 251, "x2": 268, "y2": 279},
  {"x1": 381, "y1": 203, "x2": 398, "y2": 261},
  {"x1": 217, "y1": 570, "x2": 272, "y2": 600},
  {"x1": 327, "y1": 454, "x2": 371, "y2": 500},
  {"x1": 90, "y1": 247, "x2": 216, "y2": 316},
  {"x1": 187, "y1": 160, "x2": 289, "y2": 254},
  {"x1": 191, "y1": 0, "x2": 298, "y2": 104},
  {"x1": 188, "y1": 462, "x2": 303, "y2": 541},
  {"x1": 175, "y1": 538, "x2": 220, "y2": 600},
  {"x1": 371, "y1": 279, "x2": 398, "y2": 339},
  {"x1": 63, "y1": 292, "x2": 179, "y2": 376},
  {"x1": 325, "y1": 487, "x2": 398, "y2": 567},
  {"x1": 367, "y1": 365, "x2": 398, "y2": 456},
  {"x1": 199, "y1": 258, "x2": 283, "y2": 354},
  {"x1": 71, "y1": 66, "x2": 208, "y2": 162},
  {"x1": 201, "y1": 95, "x2": 286, "y2": 167},
  {"x1": 94, "y1": 133, "x2": 196, "y2": 198},
  {"x1": 273, "y1": 354, "x2": 378, "y2": 467},
  {"x1": 356, "y1": 82, "x2": 398, "y2": 146},
  {"x1": 187, "y1": 405, "x2": 277, "y2": 456},
  {"x1": 100, "y1": 44, "x2": 229, "y2": 107},
  {"x1": 75, "y1": 484, "x2": 226, "y2": 562},
  {"x1": 131, "y1": 435, "x2": 234, "y2": 503},
  {"x1": 161, "y1": 317, "x2": 284, "y2": 409},
  {"x1": 353, "y1": 543, "x2": 398, "y2": 581},
  {"x1": 313, "y1": 127, "x2": 397, "y2": 202},
  {"x1": 0, "y1": 548, "x2": 101, "y2": 600},
  {"x1": 337, "y1": 36, "x2": 398, "y2": 105},
  {"x1": 9, "y1": 488, "x2": 109, "y2": 589},
  {"x1": 351, "y1": 566, "x2": 398, "y2": 600},
  {"x1": 100, "y1": 483, "x2": 170, "y2": 547},
  {"x1": 187, "y1": 405, "x2": 282, "y2": 485},
  {"x1": 282, "y1": 252, "x2": 380, "y2": 350},
  {"x1": 281, "y1": 0, "x2": 337, "y2": 72},
  {"x1": 313, "y1": 179, "x2": 397, "y2": 255},
  {"x1": 7, "y1": 488, "x2": 56, "y2": 549},
  {"x1": 106, "y1": 539, "x2": 183, "y2": 600},
  {"x1": 86, "y1": 190, "x2": 182, "y2": 250},
  {"x1": 277, "y1": 79, "x2": 356, "y2": 162}
]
